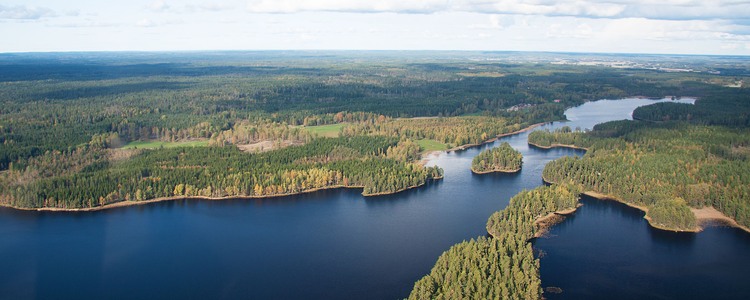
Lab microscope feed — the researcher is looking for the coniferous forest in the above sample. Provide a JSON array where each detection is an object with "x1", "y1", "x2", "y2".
[
  {"x1": 2, "y1": 52, "x2": 731, "y2": 209},
  {"x1": 409, "y1": 184, "x2": 580, "y2": 299},
  {"x1": 539, "y1": 90, "x2": 750, "y2": 231},
  {"x1": 471, "y1": 142, "x2": 523, "y2": 173},
  {"x1": 406, "y1": 59, "x2": 749, "y2": 299}
]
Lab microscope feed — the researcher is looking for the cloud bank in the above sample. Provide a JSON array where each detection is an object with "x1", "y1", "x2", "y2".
[
  {"x1": 245, "y1": 0, "x2": 750, "y2": 22},
  {"x1": 0, "y1": 4, "x2": 55, "y2": 19}
]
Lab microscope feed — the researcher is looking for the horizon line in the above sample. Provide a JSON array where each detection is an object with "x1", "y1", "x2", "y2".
[{"x1": 2, "y1": 49, "x2": 749, "y2": 58}]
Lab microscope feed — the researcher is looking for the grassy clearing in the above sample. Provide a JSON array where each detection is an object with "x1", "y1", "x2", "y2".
[
  {"x1": 304, "y1": 123, "x2": 345, "y2": 138},
  {"x1": 416, "y1": 139, "x2": 449, "y2": 152},
  {"x1": 121, "y1": 140, "x2": 209, "y2": 149}
]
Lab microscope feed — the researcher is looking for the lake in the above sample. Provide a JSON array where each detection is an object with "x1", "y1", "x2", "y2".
[{"x1": 2, "y1": 97, "x2": 747, "y2": 300}]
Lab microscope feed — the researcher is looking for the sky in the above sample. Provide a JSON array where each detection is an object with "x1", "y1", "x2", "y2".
[{"x1": 1, "y1": 0, "x2": 750, "y2": 55}]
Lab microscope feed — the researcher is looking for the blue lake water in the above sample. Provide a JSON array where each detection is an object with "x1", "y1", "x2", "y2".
[{"x1": 2, "y1": 97, "x2": 747, "y2": 300}]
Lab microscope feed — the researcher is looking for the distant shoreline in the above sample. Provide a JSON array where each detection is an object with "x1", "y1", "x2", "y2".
[
  {"x1": 527, "y1": 141, "x2": 588, "y2": 151},
  {"x1": 447, "y1": 122, "x2": 546, "y2": 152},
  {"x1": 421, "y1": 122, "x2": 548, "y2": 166}
]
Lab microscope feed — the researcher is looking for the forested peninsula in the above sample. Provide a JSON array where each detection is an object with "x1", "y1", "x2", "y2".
[
  {"x1": 471, "y1": 142, "x2": 523, "y2": 174},
  {"x1": 409, "y1": 184, "x2": 581, "y2": 299},
  {"x1": 534, "y1": 91, "x2": 750, "y2": 232}
]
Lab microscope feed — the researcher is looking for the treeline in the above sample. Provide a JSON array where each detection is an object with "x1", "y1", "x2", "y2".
[
  {"x1": 527, "y1": 126, "x2": 592, "y2": 149},
  {"x1": 632, "y1": 89, "x2": 750, "y2": 126},
  {"x1": 647, "y1": 198, "x2": 697, "y2": 230},
  {"x1": 541, "y1": 120, "x2": 750, "y2": 230},
  {"x1": 208, "y1": 120, "x2": 314, "y2": 146},
  {"x1": 0, "y1": 136, "x2": 443, "y2": 209},
  {"x1": 409, "y1": 184, "x2": 580, "y2": 300},
  {"x1": 471, "y1": 142, "x2": 523, "y2": 173},
  {"x1": 1, "y1": 55, "x2": 726, "y2": 170},
  {"x1": 342, "y1": 116, "x2": 525, "y2": 148}
]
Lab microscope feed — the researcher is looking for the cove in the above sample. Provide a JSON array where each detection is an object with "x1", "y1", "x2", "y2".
[{"x1": 2, "y1": 97, "x2": 747, "y2": 300}]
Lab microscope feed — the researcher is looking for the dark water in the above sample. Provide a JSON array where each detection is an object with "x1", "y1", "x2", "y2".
[
  {"x1": 534, "y1": 196, "x2": 750, "y2": 300},
  {"x1": 2, "y1": 97, "x2": 746, "y2": 300}
]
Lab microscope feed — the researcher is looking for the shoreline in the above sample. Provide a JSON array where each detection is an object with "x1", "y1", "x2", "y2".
[
  {"x1": 0, "y1": 178, "x2": 443, "y2": 212},
  {"x1": 4, "y1": 120, "x2": 549, "y2": 213},
  {"x1": 470, "y1": 167, "x2": 521, "y2": 174},
  {"x1": 418, "y1": 150, "x2": 443, "y2": 166},
  {"x1": 420, "y1": 122, "x2": 549, "y2": 166},
  {"x1": 527, "y1": 141, "x2": 589, "y2": 151},
  {"x1": 691, "y1": 206, "x2": 750, "y2": 233},
  {"x1": 447, "y1": 122, "x2": 547, "y2": 152},
  {"x1": 542, "y1": 176, "x2": 750, "y2": 234},
  {"x1": 533, "y1": 204, "x2": 582, "y2": 238}
]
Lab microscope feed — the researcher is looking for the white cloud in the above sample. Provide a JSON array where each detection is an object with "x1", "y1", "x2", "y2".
[
  {"x1": 191, "y1": 3, "x2": 236, "y2": 12},
  {"x1": 469, "y1": 14, "x2": 517, "y2": 29},
  {"x1": 244, "y1": 0, "x2": 750, "y2": 24},
  {"x1": 53, "y1": 21, "x2": 122, "y2": 28},
  {"x1": 456, "y1": 0, "x2": 626, "y2": 18},
  {"x1": 136, "y1": 18, "x2": 158, "y2": 27},
  {"x1": 3, "y1": 1, "x2": 749, "y2": 54},
  {"x1": 0, "y1": 4, "x2": 55, "y2": 19},
  {"x1": 136, "y1": 17, "x2": 184, "y2": 28},
  {"x1": 547, "y1": 22, "x2": 593, "y2": 39},
  {"x1": 149, "y1": 1, "x2": 238, "y2": 13},
  {"x1": 246, "y1": 0, "x2": 450, "y2": 14},
  {"x1": 148, "y1": 1, "x2": 170, "y2": 12}
]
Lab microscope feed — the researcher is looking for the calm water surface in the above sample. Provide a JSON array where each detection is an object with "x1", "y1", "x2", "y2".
[{"x1": 2, "y1": 97, "x2": 747, "y2": 300}]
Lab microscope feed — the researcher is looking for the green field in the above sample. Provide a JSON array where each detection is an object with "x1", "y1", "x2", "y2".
[
  {"x1": 121, "y1": 140, "x2": 209, "y2": 149},
  {"x1": 303, "y1": 123, "x2": 346, "y2": 138},
  {"x1": 415, "y1": 139, "x2": 449, "y2": 152}
]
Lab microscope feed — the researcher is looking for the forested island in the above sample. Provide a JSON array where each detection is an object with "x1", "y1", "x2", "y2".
[{"x1": 471, "y1": 142, "x2": 523, "y2": 174}]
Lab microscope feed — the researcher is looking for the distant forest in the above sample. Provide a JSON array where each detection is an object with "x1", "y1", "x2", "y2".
[{"x1": 0, "y1": 53, "x2": 732, "y2": 170}]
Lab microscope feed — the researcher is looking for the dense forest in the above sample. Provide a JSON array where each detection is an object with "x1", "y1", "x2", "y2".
[
  {"x1": 409, "y1": 184, "x2": 580, "y2": 299},
  {"x1": 633, "y1": 90, "x2": 750, "y2": 126},
  {"x1": 0, "y1": 52, "x2": 731, "y2": 170},
  {"x1": 342, "y1": 116, "x2": 530, "y2": 149},
  {"x1": 407, "y1": 56, "x2": 748, "y2": 299},
  {"x1": 527, "y1": 126, "x2": 591, "y2": 149},
  {"x1": 540, "y1": 91, "x2": 750, "y2": 230},
  {"x1": 0, "y1": 136, "x2": 443, "y2": 209},
  {"x1": 471, "y1": 142, "x2": 523, "y2": 173}
]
